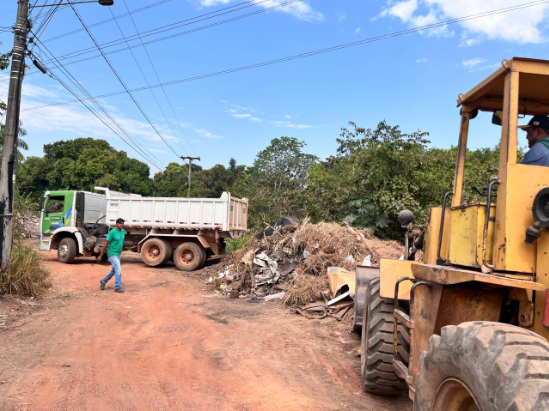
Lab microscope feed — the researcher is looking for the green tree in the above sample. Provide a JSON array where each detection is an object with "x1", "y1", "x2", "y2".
[
  {"x1": 18, "y1": 138, "x2": 153, "y2": 201},
  {"x1": 240, "y1": 137, "x2": 318, "y2": 226}
]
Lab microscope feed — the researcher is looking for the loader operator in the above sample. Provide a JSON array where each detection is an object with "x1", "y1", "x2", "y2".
[{"x1": 520, "y1": 115, "x2": 549, "y2": 166}]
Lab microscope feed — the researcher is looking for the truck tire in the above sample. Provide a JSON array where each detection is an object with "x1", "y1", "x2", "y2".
[
  {"x1": 361, "y1": 277, "x2": 410, "y2": 395},
  {"x1": 414, "y1": 321, "x2": 549, "y2": 411},
  {"x1": 58, "y1": 237, "x2": 77, "y2": 264},
  {"x1": 198, "y1": 249, "x2": 208, "y2": 269},
  {"x1": 161, "y1": 240, "x2": 173, "y2": 264},
  {"x1": 141, "y1": 238, "x2": 169, "y2": 267},
  {"x1": 174, "y1": 242, "x2": 204, "y2": 272}
]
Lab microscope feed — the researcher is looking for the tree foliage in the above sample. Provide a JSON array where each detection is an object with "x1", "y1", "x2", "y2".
[
  {"x1": 16, "y1": 121, "x2": 504, "y2": 240},
  {"x1": 18, "y1": 138, "x2": 153, "y2": 201}
]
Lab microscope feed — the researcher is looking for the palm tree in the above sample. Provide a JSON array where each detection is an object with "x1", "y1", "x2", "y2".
[{"x1": 0, "y1": 122, "x2": 28, "y2": 163}]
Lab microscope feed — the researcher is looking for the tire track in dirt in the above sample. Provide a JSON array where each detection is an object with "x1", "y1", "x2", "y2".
[{"x1": 0, "y1": 251, "x2": 412, "y2": 411}]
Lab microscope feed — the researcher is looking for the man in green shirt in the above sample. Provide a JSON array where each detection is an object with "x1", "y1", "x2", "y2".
[{"x1": 98, "y1": 218, "x2": 126, "y2": 293}]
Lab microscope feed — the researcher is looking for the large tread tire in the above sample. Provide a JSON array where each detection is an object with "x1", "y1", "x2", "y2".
[
  {"x1": 198, "y1": 249, "x2": 208, "y2": 269},
  {"x1": 361, "y1": 277, "x2": 410, "y2": 395},
  {"x1": 161, "y1": 240, "x2": 173, "y2": 264},
  {"x1": 58, "y1": 237, "x2": 77, "y2": 264},
  {"x1": 141, "y1": 238, "x2": 169, "y2": 267},
  {"x1": 173, "y1": 242, "x2": 204, "y2": 272},
  {"x1": 415, "y1": 321, "x2": 549, "y2": 411}
]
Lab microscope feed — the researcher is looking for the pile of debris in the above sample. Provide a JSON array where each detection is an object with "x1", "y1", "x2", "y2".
[
  {"x1": 14, "y1": 212, "x2": 40, "y2": 239},
  {"x1": 208, "y1": 220, "x2": 403, "y2": 319}
]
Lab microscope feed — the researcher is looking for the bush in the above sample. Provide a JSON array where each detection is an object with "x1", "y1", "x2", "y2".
[
  {"x1": 0, "y1": 241, "x2": 51, "y2": 297},
  {"x1": 225, "y1": 233, "x2": 253, "y2": 254}
]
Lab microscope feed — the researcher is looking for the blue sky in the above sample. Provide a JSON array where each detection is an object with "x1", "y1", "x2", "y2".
[{"x1": 1, "y1": 0, "x2": 548, "y2": 173}]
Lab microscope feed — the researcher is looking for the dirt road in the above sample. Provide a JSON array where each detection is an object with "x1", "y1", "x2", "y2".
[{"x1": 0, "y1": 251, "x2": 412, "y2": 411}]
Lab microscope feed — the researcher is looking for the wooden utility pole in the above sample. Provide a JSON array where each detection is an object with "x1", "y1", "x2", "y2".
[
  {"x1": 180, "y1": 156, "x2": 200, "y2": 198},
  {"x1": 0, "y1": 0, "x2": 29, "y2": 271}
]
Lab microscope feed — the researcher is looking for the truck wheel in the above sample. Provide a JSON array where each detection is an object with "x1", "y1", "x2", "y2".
[
  {"x1": 141, "y1": 238, "x2": 169, "y2": 267},
  {"x1": 198, "y1": 249, "x2": 208, "y2": 268},
  {"x1": 174, "y1": 242, "x2": 204, "y2": 271},
  {"x1": 58, "y1": 237, "x2": 77, "y2": 264},
  {"x1": 414, "y1": 321, "x2": 549, "y2": 411},
  {"x1": 161, "y1": 240, "x2": 173, "y2": 264},
  {"x1": 361, "y1": 277, "x2": 409, "y2": 395}
]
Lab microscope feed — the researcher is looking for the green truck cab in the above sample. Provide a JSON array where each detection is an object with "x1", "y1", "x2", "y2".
[{"x1": 39, "y1": 190, "x2": 108, "y2": 263}]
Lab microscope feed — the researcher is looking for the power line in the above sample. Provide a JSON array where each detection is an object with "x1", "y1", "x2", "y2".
[
  {"x1": 0, "y1": 0, "x2": 289, "y2": 81},
  {"x1": 121, "y1": 0, "x2": 197, "y2": 156},
  {"x1": 106, "y1": 6, "x2": 188, "y2": 157},
  {"x1": 31, "y1": 38, "x2": 166, "y2": 171},
  {"x1": 24, "y1": 0, "x2": 549, "y2": 113},
  {"x1": 49, "y1": 0, "x2": 274, "y2": 63},
  {"x1": 69, "y1": 3, "x2": 182, "y2": 159},
  {"x1": 42, "y1": 0, "x2": 172, "y2": 43},
  {"x1": 19, "y1": 0, "x2": 294, "y2": 75}
]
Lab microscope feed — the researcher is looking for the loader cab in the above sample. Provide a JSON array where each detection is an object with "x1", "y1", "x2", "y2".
[{"x1": 425, "y1": 58, "x2": 549, "y2": 277}]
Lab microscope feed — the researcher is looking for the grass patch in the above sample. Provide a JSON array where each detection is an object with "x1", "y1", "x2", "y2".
[
  {"x1": 225, "y1": 233, "x2": 253, "y2": 254},
  {"x1": 0, "y1": 241, "x2": 51, "y2": 297}
]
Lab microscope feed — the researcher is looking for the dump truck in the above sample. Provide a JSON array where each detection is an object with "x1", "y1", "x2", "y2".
[
  {"x1": 355, "y1": 57, "x2": 549, "y2": 410},
  {"x1": 39, "y1": 187, "x2": 248, "y2": 271}
]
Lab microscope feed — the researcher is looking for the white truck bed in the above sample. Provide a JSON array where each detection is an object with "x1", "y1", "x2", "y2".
[{"x1": 101, "y1": 190, "x2": 248, "y2": 233}]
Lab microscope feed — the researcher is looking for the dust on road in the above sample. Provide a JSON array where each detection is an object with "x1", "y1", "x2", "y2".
[{"x1": 0, "y1": 251, "x2": 412, "y2": 411}]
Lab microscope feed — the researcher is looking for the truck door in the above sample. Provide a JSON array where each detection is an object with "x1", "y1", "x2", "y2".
[{"x1": 42, "y1": 195, "x2": 69, "y2": 235}]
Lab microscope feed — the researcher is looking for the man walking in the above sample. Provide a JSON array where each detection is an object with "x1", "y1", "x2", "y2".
[{"x1": 98, "y1": 218, "x2": 126, "y2": 293}]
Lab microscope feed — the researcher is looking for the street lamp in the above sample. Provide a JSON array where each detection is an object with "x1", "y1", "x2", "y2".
[{"x1": 32, "y1": 0, "x2": 114, "y2": 7}]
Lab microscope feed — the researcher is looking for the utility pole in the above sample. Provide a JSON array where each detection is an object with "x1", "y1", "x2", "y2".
[
  {"x1": 0, "y1": 0, "x2": 30, "y2": 272},
  {"x1": 181, "y1": 156, "x2": 200, "y2": 198}
]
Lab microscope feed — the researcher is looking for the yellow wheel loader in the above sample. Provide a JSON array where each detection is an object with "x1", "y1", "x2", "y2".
[{"x1": 356, "y1": 58, "x2": 549, "y2": 410}]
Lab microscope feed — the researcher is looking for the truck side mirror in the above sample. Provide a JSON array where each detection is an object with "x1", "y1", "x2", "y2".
[
  {"x1": 39, "y1": 196, "x2": 46, "y2": 212},
  {"x1": 492, "y1": 111, "x2": 503, "y2": 126}
]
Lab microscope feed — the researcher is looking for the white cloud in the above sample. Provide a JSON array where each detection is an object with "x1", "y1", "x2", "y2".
[
  {"x1": 225, "y1": 103, "x2": 262, "y2": 122},
  {"x1": 337, "y1": 12, "x2": 346, "y2": 23},
  {"x1": 199, "y1": 0, "x2": 323, "y2": 22},
  {"x1": 461, "y1": 58, "x2": 499, "y2": 72},
  {"x1": 148, "y1": 148, "x2": 166, "y2": 154},
  {"x1": 382, "y1": 0, "x2": 418, "y2": 22},
  {"x1": 462, "y1": 58, "x2": 486, "y2": 69},
  {"x1": 231, "y1": 112, "x2": 262, "y2": 122},
  {"x1": 285, "y1": 115, "x2": 292, "y2": 119},
  {"x1": 415, "y1": 58, "x2": 428, "y2": 63},
  {"x1": 355, "y1": 27, "x2": 361, "y2": 34},
  {"x1": 378, "y1": 0, "x2": 549, "y2": 44},
  {"x1": 270, "y1": 120, "x2": 315, "y2": 129},
  {"x1": 194, "y1": 127, "x2": 224, "y2": 139}
]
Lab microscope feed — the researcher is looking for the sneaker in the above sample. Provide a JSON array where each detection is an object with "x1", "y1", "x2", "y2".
[
  {"x1": 114, "y1": 288, "x2": 125, "y2": 293},
  {"x1": 100, "y1": 281, "x2": 105, "y2": 291}
]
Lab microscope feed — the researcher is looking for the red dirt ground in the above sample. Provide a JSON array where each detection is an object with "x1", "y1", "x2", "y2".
[{"x1": 0, "y1": 251, "x2": 412, "y2": 411}]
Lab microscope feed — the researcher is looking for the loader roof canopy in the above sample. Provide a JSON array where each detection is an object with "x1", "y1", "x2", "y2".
[{"x1": 457, "y1": 57, "x2": 549, "y2": 116}]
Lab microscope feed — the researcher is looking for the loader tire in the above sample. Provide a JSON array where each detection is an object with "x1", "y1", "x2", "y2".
[
  {"x1": 361, "y1": 277, "x2": 410, "y2": 395},
  {"x1": 141, "y1": 238, "x2": 169, "y2": 267},
  {"x1": 414, "y1": 321, "x2": 549, "y2": 411},
  {"x1": 174, "y1": 242, "x2": 204, "y2": 272},
  {"x1": 58, "y1": 237, "x2": 77, "y2": 264}
]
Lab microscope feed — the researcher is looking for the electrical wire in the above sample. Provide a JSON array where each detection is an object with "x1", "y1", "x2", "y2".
[
  {"x1": 31, "y1": 39, "x2": 166, "y2": 171},
  {"x1": 70, "y1": 4, "x2": 182, "y2": 159},
  {"x1": 121, "y1": 0, "x2": 197, "y2": 156},
  {"x1": 24, "y1": 0, "x2": 549, "y2": 112},
  {"x1": 42, "y1": 0, "x2": 172, "y2": 43},
  {"x1": 49, "y1": 0, "x2": 274, "y2": 63},
  {"x1": 0, "y1": 0, "x2": 290, "y2": 80},
  {"x1": 107, "y1": 6, "x2": 188, "y2": 157}
]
